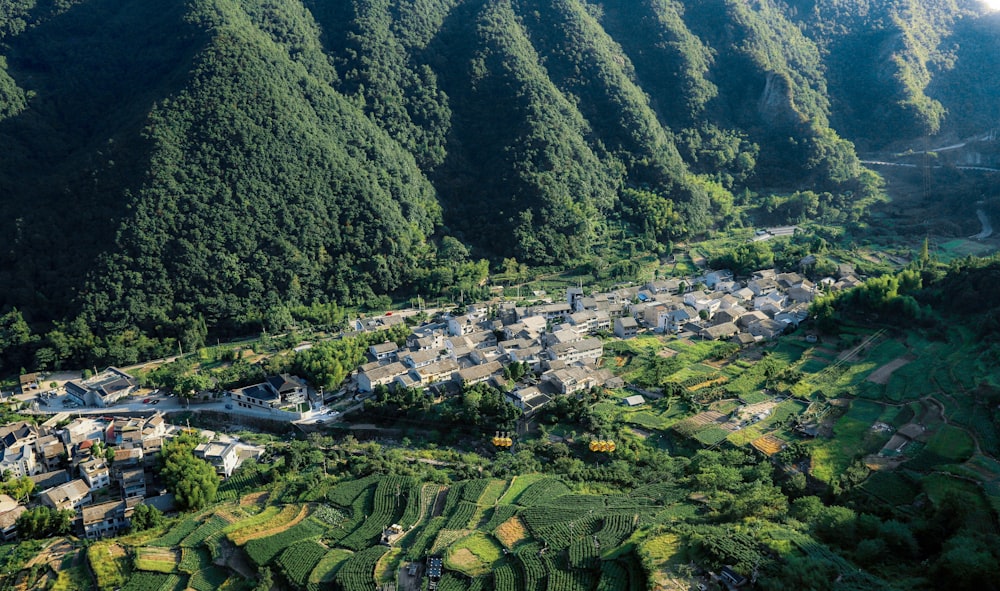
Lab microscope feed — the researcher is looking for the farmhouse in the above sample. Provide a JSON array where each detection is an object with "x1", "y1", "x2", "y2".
[{"x1": 624, "y1": 394, "x2": 645, "y2": 407}]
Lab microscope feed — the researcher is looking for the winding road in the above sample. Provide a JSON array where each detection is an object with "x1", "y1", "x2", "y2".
[{"x1": 972, "y1": 209, "x2": 993, "y2": 240}]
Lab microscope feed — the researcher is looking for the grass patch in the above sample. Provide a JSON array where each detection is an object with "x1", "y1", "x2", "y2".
[
  {"x1": 925, "y1": 424, "x2": 975, "y2": 462},
  {"x1": 87, "y1": 542, "x2": 129, "y2": 591},
  {"x1": 497, "y1": 474, "x2": 548, "y2": 505},
  {"x1": 308, "y1": 549, "x2": 353, "y2": 588},
  {"x1": 445, "y1": 533, "x2": 504, "y2": 577},
  {"x1": 861, "y1": 471, "x2": 921, "y2": 505}
]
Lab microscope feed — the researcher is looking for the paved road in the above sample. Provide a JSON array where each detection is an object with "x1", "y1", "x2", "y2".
[
  {"x1": 23, "y1": 389, "x2": 342, "y2": 426},
  {"x1": 862, "y1": 160, "x2": 1000, "y2": 172},
  {"x1": 972, "y1": 208, "x2": 994, "y2": 240}
]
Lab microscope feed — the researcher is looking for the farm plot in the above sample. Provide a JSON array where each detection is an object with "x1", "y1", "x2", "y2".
[
  {"x1": 277, "y1": 540, "x2": 328, "y2": 587},
  {"x1": 809, "y1": 400, "x2": 888, "y2": 483},
  {"x1": 672, "y1": 411, "x2": 727, "y2": 436},
  {"x1": 182, "y1": 515, "x2": 230, "y2": 548},
  {"x1": 307, "y1": 548, "x2": 353, "y2": 591},
  {"x1": 133, "y1": 547, "x2": 179, "y2": 573},
  {"x1": 226, "y1": 504, "x2": 307, "y2": 545},
  {"x1": 338, "y1": 476, "x2": 408, "y2": 550},
  {"x1": 120, "y1": 572, "x2": 181, "y2": 591},
  {"x1": 751, "y1": 434, "x2": 787, "y2": 456},
  {"x1": 867, "y1": 356, "x2": 914, "y2": 385},
  {"x1": 333, "y1": 546, "x2": 388, "y2": 591},
  {"x1": 188, "y1": 566, "x2": 229, "y2": 591},
  {"x1": 494, "y1": 515, "x2": 529, "y2": 549},
  {"x1": 244, "y1": 517, "x2": 327, "y2": 566},
  {"x1": 430, "y1": 529, "x2": 474, "y2": 555},
  {"x1": 511, "y1": 478, "x2": 572, "y2": 506}
]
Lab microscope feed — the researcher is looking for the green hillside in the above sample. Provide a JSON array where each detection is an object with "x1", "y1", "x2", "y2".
[{"x1": 0, "y1": 0, "x2": 996, "y2": 370}]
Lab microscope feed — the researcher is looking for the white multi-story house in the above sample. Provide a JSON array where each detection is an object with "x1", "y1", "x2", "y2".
[{"x1": 79, "y1": 458, "x2": 111, "y2": 491}]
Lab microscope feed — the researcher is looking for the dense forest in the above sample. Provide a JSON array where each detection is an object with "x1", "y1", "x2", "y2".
[{"x1": 0, "y1": 0, "x2": 997, "y2": 370}]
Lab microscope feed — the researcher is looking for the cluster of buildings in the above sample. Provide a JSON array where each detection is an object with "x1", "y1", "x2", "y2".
[
  {"x1": 631, "y1": 268, "x2": 819, "y2": 343},
  {"x1": 352, "y1": 263, "x2": 844, "y2": 415},
  {"x1": 0, "y1": 411, "x2": 262, "y2": 540},
  {"x1": 355, "y1": 295, "x2": 627, "y2": 417}
]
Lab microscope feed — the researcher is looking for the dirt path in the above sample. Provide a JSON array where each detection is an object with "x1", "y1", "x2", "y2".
[
  {"x1": 867, "y1": 356, "x2": 914, "y2": 385},
  {"x1": 430, "y1": 487, "x2": 449, "y2": 518}
]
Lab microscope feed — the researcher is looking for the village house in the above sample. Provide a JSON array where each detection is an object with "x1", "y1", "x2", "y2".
[
  {"x1": 447, "y1": 313, "x2": 486, "y2": 336},
  {"x1": 1, "y1": 421, "x2": 38, "y2": 449},
  {"x1": 613, "y1": 316, "x2": 639, "y2": 339},
  {"x1": 406, "y1": 358, "x2": 460, "y2": 387},
  {"x1": 30, "y1": 469, "x2": 70, "y2": 491},
  {"x1": 358, "y1": 362, "x2": 409, "y2": 392},
  {"x1": 369, "y1": 341, "x2": 399, "y2": 361},
  {"x1": 64, "y1": 367, "x2": 137, "y2": 407},
  {"x1": 747, "y1": 318, "x2": 788, "y2": 340},
  {"x1": 119, "y1": 468, "x2": 146, "y2": 500},
  {"x1": 700, "y1": 322, "x2": 741, "y2": 341},
  {"x1": 544, "y1": 365, "x2": 612, "y2": 394},
  {"x1": 60, "y1": 417, "x2": 105, "y2": 447},
  {"x1": 39, "y1": 478, "x2": 92, "y2": 512},
  {"x1": 685, "y1": 291, "x2": 722, "y2": 317},
  {"x1": 754, "y1": 292, "x2": 788, "y2": 317},
  {"x1": 82, "y1": 498, "x2": 137, "y2": 539},
  {"x1": 548, "y1": 337, "x2": 603, "y2": 364},
  {"x1": 18, "y1": 373, "x2": 40, "y2": 394},
  {"x1": 659, "y1": 308, "x2": 691, "y2": 333},
  {"x1": 0, "y1": 494, "x2": 25, "y2": 541},
  {"x1": 713, "y1": 279, "x2": 739, "y2": 293},
  {"x1": 230, "y1": 374, "x2": 308, "y2": 410},
  {"x1": 738, "y1": 310, "x2": 769, "y2": 329},
  {"x1": 703, "y1": 269, "x2": 733, "y2": 289},
  {"x1": 354, "y1": 314, "x2": 405, "y2": 333},
  {"x1": 195, "y1": 441, "x2": 240, "y2": 478},
  {"x1": 506, "y1": 345, "x2": 544, "y2": 370},
  {"x1": 35, "y1": 435, "x2": 69, "y2": 472},
  {"x1": 713, "y1": 308, "x2": 745, "y2": 326},
  {"x1": 505, "y1": 386, "x2": 551, "y2": 415},
  {"x1": 403, "y1": 349, "x2": 443, "y2": 369},
  {"x1": 0, "y1": 442, "x2": 37, "y2": 478},
  {"x1": 79, "y1": 458, "x2": 111, "y2": 491},
  {"x1": 503, "y1": 315, "x2": 547, "y2": 340},
  {"x1": 111, "y1": 447, "x2": 143, "y2": 481},
  {"x1": 454, "y1": 361, "x2": 504, "y2": 387},
  {"x1": 522, "y1": 302, "x2": 572, "y2": 322},
  {"x1": 747, "y1": 277, "x2": 779, "y2": 297},
  {"x1": 645, "y1": 279, "x2": 683, "y2": 295}
]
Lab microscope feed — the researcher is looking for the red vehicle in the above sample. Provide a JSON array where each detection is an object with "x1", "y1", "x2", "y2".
[{"x1": 142, "y1": 398, "x2": 150, "y2": 403}]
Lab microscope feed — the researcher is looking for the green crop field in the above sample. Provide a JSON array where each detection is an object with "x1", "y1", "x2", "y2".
[{"x1": 810, "y1": 400, "x2": 887, "y2": 482}]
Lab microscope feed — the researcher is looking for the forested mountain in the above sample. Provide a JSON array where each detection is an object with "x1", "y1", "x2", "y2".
[{"x1": 0, "y1": 0, "x2": 996, "y2": 368}]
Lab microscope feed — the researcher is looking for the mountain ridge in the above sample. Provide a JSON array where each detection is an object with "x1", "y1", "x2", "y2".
[{"x1": 0, "y1": 0, "x2": 996, "y2": 369}]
